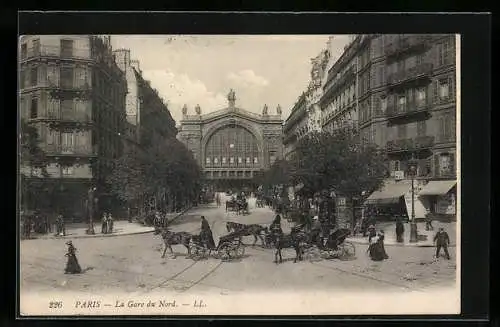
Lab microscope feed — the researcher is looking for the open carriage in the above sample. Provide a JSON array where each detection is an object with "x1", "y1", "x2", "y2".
[
  {"x1": 302, "y1": 228, "x2": 356, "y2": 261},
  {"x1": 188, "y1": 231, "x2": 246, "y2": 261}
]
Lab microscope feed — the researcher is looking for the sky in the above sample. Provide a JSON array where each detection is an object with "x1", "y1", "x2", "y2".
[{"x1": 111, "y1": 35, "x2": 351, "y2": 125}]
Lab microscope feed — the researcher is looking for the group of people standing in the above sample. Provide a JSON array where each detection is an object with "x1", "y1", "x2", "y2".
[{"x1": 101, "y1": 213, "x2": 114, "y2": 234}]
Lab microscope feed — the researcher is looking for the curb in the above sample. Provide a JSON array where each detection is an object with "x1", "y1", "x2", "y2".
[
  {"x1": 346, "y1": 238, "x2": 456, "y2": 248},
  {"x1": 32, "y1": 206, "x2": 195, "y2": 241}
]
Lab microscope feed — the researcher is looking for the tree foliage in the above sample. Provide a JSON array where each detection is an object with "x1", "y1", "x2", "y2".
[
  {"x1": 293, "y1": 129, "x2": 387, "y2": 199},
  {"x1": 107, "y1": 136, "x2": 202, "y2": 211},
  {"x1": 260, "y1": 159, "x2": 292, "y2": 190},
  {"x1": 20, "y1": 119, "x2": 48, "y2": 174}
]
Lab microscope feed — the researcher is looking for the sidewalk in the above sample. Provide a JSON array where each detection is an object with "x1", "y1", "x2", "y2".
[
  {"x1": 35, "y1": 207, "x2": 194, "y2": 240},
  {"x1": 347, "y1": 221, "x2": 457, "y2": 247}
]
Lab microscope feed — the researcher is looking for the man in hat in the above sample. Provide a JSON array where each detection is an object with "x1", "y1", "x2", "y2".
[
  {"x1": 310, "y1": 215, "x2": 323, "y2": 246},
  {"x1": 434, "y1": 228, "x2": 451, "y2": 260}
]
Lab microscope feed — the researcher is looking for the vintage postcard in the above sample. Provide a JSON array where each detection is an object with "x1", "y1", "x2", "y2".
[{"x1": 19, "y1": 34, "x2": 460, "y2": 316}]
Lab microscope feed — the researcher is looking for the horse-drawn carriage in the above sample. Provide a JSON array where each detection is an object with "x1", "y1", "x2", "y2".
[
  {"x1": 225, "y1": 198, "x2": 249, "y2": 215},
  {"x1": 302, "y1": 228, "x2": 356, "y2": 261},
  {"x1": 186, "y1": 230, "x2": 246, "y2": 261}
]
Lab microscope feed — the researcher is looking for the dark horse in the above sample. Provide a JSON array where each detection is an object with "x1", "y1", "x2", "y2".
[
  {"x1": 154, "y1": 227, "x2": 194, "y2": 258},
  {"x1": 272, "y1": 226, "x2": 308, "y2": 264},
  {"x1": 226, "y1": 222, "x2": 268, "y2": 246}
]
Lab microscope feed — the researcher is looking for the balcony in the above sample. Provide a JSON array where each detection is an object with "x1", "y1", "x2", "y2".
[
  {"x1": 386, "y1": 101, "x2": 431, "y2": 122},
  {"x1": 386, "y1": 136, "x2": 435, "y2": 154},
  {"x1": 414, "y1": 135, "x2": 435, "y2": 149},
  {"x1": 387, "y1": 63, "x2": 433, "y2": 90},
  {"x1": 42, "y1": 111, "x2": 93, "y2": 125},
  {"x1": 323, "y1": 66, "x2": 356, "y2": 97},
  {"x1": 384, "y1": 35, "x2": 431, "y2": 59},
  {"x1": 45, "y1": 144, "x2": 98, "y2": 157},
  {"x1": 386, "y1": 138, "x2": 414, "y2": 153},
  {"x1": 19, "y1": 45, "x2": 92, "y2": 62},
  {"x1": 48, "y1": 82, "x2": 92, "y2": 100}
]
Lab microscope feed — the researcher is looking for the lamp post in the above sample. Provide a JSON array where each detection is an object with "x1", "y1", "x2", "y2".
[
  {"x1": 86, "y1": 186, "x2": 96, "y2": 235},
  {"x1": 408, "y1": 156, "x2": 418, "y2": 243}
]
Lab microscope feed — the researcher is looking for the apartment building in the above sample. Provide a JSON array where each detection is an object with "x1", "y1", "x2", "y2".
[
  {"x1": 19, "y1": 35, "x2": 128, "y2": 220},
  {"x1": 283, "y1": 48, "x2": 330, "y2": 160},
  {"x1": 320, "y1": 37, "x2": 360, "y2": 132},
  {"x1": 317, "y1": 34, "x2": 457, "y2": 219}
]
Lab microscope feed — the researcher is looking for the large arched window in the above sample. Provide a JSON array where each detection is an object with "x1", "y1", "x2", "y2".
[{"x1": 205, "y1": 125, "x2": 260, "y2": 168}]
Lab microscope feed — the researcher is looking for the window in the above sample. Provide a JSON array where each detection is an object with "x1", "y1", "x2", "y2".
[
  {"x1": 60, "y1": 67, "x2": 74, "y2": 88},
  {"x1": 30, "y1": 97, "x2": 38, "y2": 118},
  {"x1": 439, "y1": 154, "x2": 451, "y2": 175},
  {"x1": 32, "y1": 39, "x2": 40, "y2": 55},
  {"x1": 213, "y1": 157, "x2": 218, "y2": 164},
  {"x1": 206, "y1": 157, "x2": 211, "y2": 165},
  {"x1": 60, "y1": 39, "x2": 74, "y2": 57},
  {"x1": 21, "y1": 43, "x2": 27, "y2": 59},
  {"x1": 398, "y1": 95, "x2": 406, "y2": 112},
  {"x1": 270, "y1": 155, "x2": 276, "y2": 165},
  {"x1": 438, "y1": 40, "x2": 451, "y2": 66},
  {"x1": 254, "y1": 157, "x2": 259, "y2": 164},
  {"x1": 246, "y1": 157, "x2": 251, "y2": 164},
  {"x1": 30, "y1": 67, "x2": 37, "y2": 86},
  {"x1": 397, "y1": 124, "x2": 407, "y2": 139},
  {"x1": 62, "y1": 167, "x2": 74, "y2": 176},
  {"x1": 416, "y1": 54, "x2": 424, "y2": 65},
  {"x1": 380, "y1": 97, "x2": 387, "y2": 113},
  {"x1": 237, "y1": 157, "x2": 242, "y2": 164},
  {"x1": 439, "y1": 80, "x2": 450, "y2": 100},
  {"x1": 394, "y1": 160, "x2": 400, "y2": 171},
  {"x1": 222, "y1": 157, "x2": 226, "y2": 164},
  {"x1": 61, "y1": 132, "x2": 74, "y2": 153},
  {"x1": 61, "y1": 99, "x2": 73, "y2": 119},
  {"x1": 416, "y1": 87, "x2": 427, "y2": 107},
  {"x1": 443, "y1": 114, "x2": 454, "y2": 140},
  {"x1": 417, "y1": 120, "x2": 427, "y2": 136},
  {"x1": 230, "y1": 157, "x2": 234, "y2": 164}
]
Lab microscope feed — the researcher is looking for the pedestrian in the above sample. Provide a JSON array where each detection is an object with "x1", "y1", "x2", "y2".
[
  {"x1": 368, "y1": 230, "x2": 388, "y2": 261},
  {"x1": 200, "y1": 216, "x2": 215, "y2": 249},
  {"x1": 425, "y1": 215, "x2": 434, "y2": 231},
  {"x1": 310, "y1": 215, "x2": 323, "y2": 247},
  {"x1": 434, "y1": 227, "x2": 451, "y2": 260},
  {"x1": 101, "y1": 212, "x2": 108, "y2": 234},
  {"x1": 60, "y1": 215, "x2": 66, "y2": 236},
  {"x1": 367, "y1": 224, "x2": 376, "y2": 243},
  {"x1": 107, "y1": 213, "x2": 114, "y2": 234},
  {"x1": 396, "y1": 218, "x2": 405, "y2": 243},
  {"x1": 64, "y1": 241, "x2": 82, "y2": 274}
]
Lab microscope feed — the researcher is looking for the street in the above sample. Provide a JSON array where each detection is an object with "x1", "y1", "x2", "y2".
[{"x1": 20, "y1": 197, "x2": 456, "y2": 298}]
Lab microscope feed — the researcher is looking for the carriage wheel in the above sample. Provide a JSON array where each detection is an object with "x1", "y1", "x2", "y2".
[
  {"x1": 235, "y1": 244, "x2": 245, "y2": 257},
  {"x1": 190, "y1": 245, "x2": 202, "y2": 261},
  {"x1": 217, "y1": 242, "x2": 232, "y2": 261},
  {"x1": 340, "y1": 241, "x2": 356, "y2": 259}
]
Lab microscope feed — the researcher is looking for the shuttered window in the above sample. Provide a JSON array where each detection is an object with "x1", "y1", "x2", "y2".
[{"x1": 434, "y1": 155, "x2": 440, "y2": 177}]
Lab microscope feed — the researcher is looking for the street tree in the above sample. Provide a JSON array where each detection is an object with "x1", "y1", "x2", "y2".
[
  {"x1": 293, "y1": 128, "x2": 387, "y2": 228},
  {"x1": 20, "y1": 119, "x2": 49, "y2": 213}
]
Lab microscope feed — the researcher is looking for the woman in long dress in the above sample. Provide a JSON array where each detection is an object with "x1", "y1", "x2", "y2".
[
  {"x1": 64, "y1": 241, "x2": 82, "y2": 274},
  {"x1": 368, "y1": 231, "x2": 389, "y2": 261}
]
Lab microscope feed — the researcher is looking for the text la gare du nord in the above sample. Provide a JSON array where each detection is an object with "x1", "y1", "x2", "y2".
[{"x1": 74, "y1": 299, "x2": 207, "y2": 309}]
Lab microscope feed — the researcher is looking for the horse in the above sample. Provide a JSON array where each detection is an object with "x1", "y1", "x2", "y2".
[
  {"x1": 226, "y1": 222, "x2": 268, "y2": 246},
  {"x1": 272, "y1": 226, "x2": 308, "y2": 264},
  {"x1": 154, "y1": 227, "x2": 195, "y2": 259}
]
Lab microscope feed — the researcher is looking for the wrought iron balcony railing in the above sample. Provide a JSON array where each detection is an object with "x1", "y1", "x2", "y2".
[
  {"x1": 414, "y1": 135, "x2": 435, "y2": 149},
  {"x1": 20, "y1": 45, "x2": 92, "y2": 61},
  {"x1": 386, "y1": 135, "x2": 435, "y2": 153},
  {"x1": 386, "y1": 100, "x2": 430, "y2": 119},
  {"x1": 384, "y1": 35, "x2": 430, "y2": 58},
  {"x1": 387, "y1": 63, "x2": 433, "y2": 86},
  {"x1": 44, "y1": 144, "x2": 98, "y2": 156}
]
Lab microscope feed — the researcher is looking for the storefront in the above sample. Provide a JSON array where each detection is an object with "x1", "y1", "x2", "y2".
[
  {"x1": 364, "y1": 181, "x2": 412, "y2": 221},
  {"x1": 418, "y1": 180, "x2": 457, "y2": 220}
]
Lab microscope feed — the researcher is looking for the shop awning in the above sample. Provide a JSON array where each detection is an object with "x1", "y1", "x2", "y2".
[
  {"x1": 418, "y1": 180, "x2": 457, "y2": 196},
  {"x1": 364, "y1": 182, "x2": 410, "y2": 205}
]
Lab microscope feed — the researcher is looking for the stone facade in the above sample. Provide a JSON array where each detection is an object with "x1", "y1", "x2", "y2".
[{"x1": 178, "y1": 89, "x2": 283, "y2": 184}]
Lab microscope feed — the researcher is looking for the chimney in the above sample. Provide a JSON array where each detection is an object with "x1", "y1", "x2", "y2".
[
  {"x1": 112, "y1": 49, "x2": 131, "y2": 72},
  {"x1": 131, "y1": 60, "x2": 141, "y2": 73}
]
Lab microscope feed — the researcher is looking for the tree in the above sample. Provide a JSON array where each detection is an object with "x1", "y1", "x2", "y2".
[
  {"x1": 260, "y1": 159, "x2": 292, "y2": 195},
  {"x1": 293, "y1": 128, "x2": 387, "y2": 229},
  {"x1": 20, "y1": 119, "x2": 49, "y2": 212}
]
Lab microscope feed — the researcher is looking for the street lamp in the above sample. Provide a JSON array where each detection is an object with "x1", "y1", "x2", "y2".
[{"x1": 408, "y1": 155, "x2": 418, "y2": 243}]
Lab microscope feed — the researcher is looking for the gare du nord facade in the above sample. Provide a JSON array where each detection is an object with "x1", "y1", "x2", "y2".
[{"x1": 177, "y1": 90, "x2": 284, "y2": 193}]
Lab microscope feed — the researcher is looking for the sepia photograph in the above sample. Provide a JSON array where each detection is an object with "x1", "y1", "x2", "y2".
[{"x1": 18, "y1": 33, "x2": 460, "y2": 316}]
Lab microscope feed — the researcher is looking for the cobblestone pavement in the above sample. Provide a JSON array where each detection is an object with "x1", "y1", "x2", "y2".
[{"x1": 20, "y1": 198, "x2": 457, "y2": 297}]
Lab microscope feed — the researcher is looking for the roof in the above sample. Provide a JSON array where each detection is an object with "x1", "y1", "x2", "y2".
[
  {"x1": 418, "y1": 180, "x2": 457, "y2": 196},
  {"x1": 365, "y1": 182, "x2": 411, "y2": 204}
]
